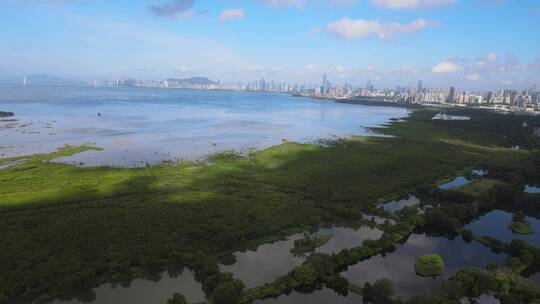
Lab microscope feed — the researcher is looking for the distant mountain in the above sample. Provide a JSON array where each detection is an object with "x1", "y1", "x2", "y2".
[
  {"x1": 164, "y1": 77, "x2": 217, "y2": 86},
  {"x1": 25, "y1": 74, "x2": 66, "y2": 83},
  {"x1": 1, "y1": 74, "x2": 81, "y2": 85}
]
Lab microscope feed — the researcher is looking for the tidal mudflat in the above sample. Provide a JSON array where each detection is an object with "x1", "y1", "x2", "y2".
[{"x1": 0, "y1": 84, "x2": 407, "y2": 167}]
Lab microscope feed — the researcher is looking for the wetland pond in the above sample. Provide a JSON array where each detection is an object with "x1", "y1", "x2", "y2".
[
  {"x1": 341, "y1": 234, "x2": 507, "y2": 298},
  {"x1": 438, "y1": 176, "x2": 471, "y2": 190},
  {"x1": 378, "y1": 195, "x2": 420, "y2": 212},
  {"x1": 465, "y1": 210, "x2": 540, "y2": 247},
  {"x1": 525, "y1": 185, "x2": 540, "y2": 194},
  {"x1": 253, "y1": 288, "x2": 363, "y2": 304},
  {"x1": 219, "y1": 226, "x2": 383, "y2": 289},
  {"x1": 49, "y1": 269, "x2": 205, "y2": 304}
]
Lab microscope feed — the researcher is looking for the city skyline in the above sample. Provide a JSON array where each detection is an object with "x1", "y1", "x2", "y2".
[{"x1": 1, "y1": 0, "x2": 539, "y2": 90}]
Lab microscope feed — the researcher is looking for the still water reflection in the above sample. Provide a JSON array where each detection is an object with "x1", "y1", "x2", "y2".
[
  {"x1": 525, "y1": 185, "x2": 540, "y2": 194},
  {"x1": 379, "y1": 195, "x2": 420, "y2": 212},
  {"x1": 254, "y1": 288, "x2": 363, "y2": 304},
  {"x1": 220, "y1": 226, "x2": 383, "y2": 289},
  {"x1": 465, "y1": 210, "x2": 540, "y2": 247},
  {"x1": 219, "y1": 233, "x2": 305, "y2": 289},
  {"x1": 0, "y1": 84, "x2": 408, "y2": 167},
  {"x1": 49, "y1": 269, "x2": 205, "y2": 304},
  {"x1": 315, "y1": 226, "x2": 383, "y2": 255},
  {"x1": 342, "y1": 234, "x2": 507, "y2": 297},
  {"x1": 438, "y1": 176, "x2": 471, "y2": 190}
]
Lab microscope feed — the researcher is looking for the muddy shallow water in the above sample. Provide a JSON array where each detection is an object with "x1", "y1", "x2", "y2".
[{"x1": 0, "y1": 84, "x2": 408, "y2": 167}]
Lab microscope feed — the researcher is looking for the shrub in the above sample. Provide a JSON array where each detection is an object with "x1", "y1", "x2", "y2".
[{"x1": 415, "y1": 254, "x2": 445, "y2": 277}]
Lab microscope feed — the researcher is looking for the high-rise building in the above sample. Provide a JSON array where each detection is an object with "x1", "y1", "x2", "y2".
[
  {"x1": 366, "y1": 79, "x2": 373, "y2": 91},
  {"x1": 486, "y1": 91, "x2": 493, "y2": 104},
  {"x1": 446, "y1": 86, "x2": 455, "y2": 103},
  {"x1": 417, "y1": 80, "x2": 423, "y2": 93},
  {"x1": 322, "y1": 74, "x2": 329, "y2": 95}
]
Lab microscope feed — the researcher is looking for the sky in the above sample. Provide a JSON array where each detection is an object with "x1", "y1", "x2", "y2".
[{"x1": 0, "y1": 0, "x2": 539, "y2": 90}]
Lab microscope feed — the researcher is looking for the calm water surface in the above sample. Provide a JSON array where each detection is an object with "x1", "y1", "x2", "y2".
[
  {"x1": 379, "y1": 195, "x2": 420, "y2": 212},
  {"x1": 438, "y1": 176, "x2": 471, "y2": 190},
  {"x1": 342, "y1": 234, "x2": 507, "y2": 297},
  {"x1": 49, "y1": 269, "x2": 205, "y2": 304},
  {"x1": 465, "y1": 210, "x2": 540, "y2": 247},
  {"x1": 525, "y1": 185, "x2": 540, "y2": 194},
  {"x1": 254, "y1": 288, "x2": 363, "y2": 304},
  {"x1": 314, "y1": 226, "x2": 383, "y2": 255},
  {"x1": 219, "y1": 233, "x2": 305, "y2": 289},
  {"x1": 220, "y1": 226, "x2": 383, "y2": 289},
  {"x1": 0, "y1": 84, "x2": 408, "y2": 167}
]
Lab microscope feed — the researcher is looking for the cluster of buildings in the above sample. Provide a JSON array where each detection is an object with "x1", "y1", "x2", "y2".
[
  {"x1": 380, "y1": 82, "x2": 540, "y2": 113},
  {"x1": 301, "y1": 76, "x2": 540, "y2": 113},
  {"x1": 95, "y1": 74, "x2": 540, "y2": 113}
]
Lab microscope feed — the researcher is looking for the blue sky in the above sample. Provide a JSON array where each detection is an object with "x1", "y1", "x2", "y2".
[{"x1": 0, "y1": 0, "x2": 539, "y2": 90}]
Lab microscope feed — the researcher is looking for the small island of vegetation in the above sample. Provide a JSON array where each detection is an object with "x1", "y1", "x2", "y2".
[
  {"x1": 415, "y1": 254, "x2": 445, "y2": 277},
  {"x1": 509, "y1": 212, "x2": 534, "y2": 235},
  {"x1": 0, "y1": 111, "x2": 14, "y2": 118},
  {"x1": 290, "y1": 235, "x2": 332, "y2": 256}
]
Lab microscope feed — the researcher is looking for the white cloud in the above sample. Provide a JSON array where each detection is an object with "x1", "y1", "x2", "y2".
[
  {"x1": 397, "y1": 65, "x2": 422, "y2": 75},
  {"x1": 362, "y1": 66, "x2": 377, "y2": 72},
  {"x1": 466, "y1": 73, "x2": 481, "y2": 81},
  {"x1": 149, "y1": 0, "x2": 196, "y2": 20},
  {"x1": 371, "y1": 0, "x2": 456, "y2": 9},
  {"x1": 260, "y1": 0, "x2": 359, "y2": 8},
  {"x1": 500, "y1": 79, "x2": 513, "y2": 85},
  {"x1": 432, "y1": 62, "x2": 463, "y2": 74},
  {"x1": 305, "y1": 64, "x2": 318, "y2": 71},
  {"x1": 485, "y1": 52, "x2": 498, "y2": 62},
  {"x1": 323, "y1": 18, "x2": 435, "y2": 39},
  {"x1": 261, "y1": 0, "x2": 306, "y2": 8},
  {"x1": 329, "y1": 0, "x2": 358, "y2": 6},
  {"x1": 219, "y1": 9, "x2": 245, "y2": 21}
]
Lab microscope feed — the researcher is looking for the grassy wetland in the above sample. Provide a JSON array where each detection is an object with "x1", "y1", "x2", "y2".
[{"x1": 2, "y1": 107, "x2": 540, "y2": 304}]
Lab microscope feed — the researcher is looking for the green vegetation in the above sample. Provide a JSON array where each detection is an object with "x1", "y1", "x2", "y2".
[
  {"x1": 166, "y1": 293, "x2": 187, "y2": 304},
  {"x1": 1, "y1": 108, "x2": 540, "y2": 303},
  {"x1": 458, "y1": 178, "x2": 504, "y2": 197},
  {"x1": 415, "y1": 254, "x2": 445, "y2": 277},
  {"x1": 290, "y1": 235, "x2": 332, "y2": 256},
  {"x1": 509, "y1": 221, "x2": 534, "y2": 234},
  {"x1": 362, "y1": 279, "x2": 396, "y2": 304},
  {"x1": 509, "y1": 212, "x2": 534, "y2": 235},
  {"x1": 243, "y1": 213, "x2": 421, "y2": 302}
]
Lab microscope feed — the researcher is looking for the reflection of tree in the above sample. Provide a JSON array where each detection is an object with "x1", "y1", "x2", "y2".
[
  {"x1": 217, "y1": 253, "x2": 237, "y2": 266},
  {"x1": 75, "y1": 289, "x2": 97, "y2": 304},
  {"x1": 55, "y1": 288, "x2": 96, "y2": 304},
  {"x1": 146, "y1": 272, "x2": 162, "y2": 283},
  {"x1": 167, "y1": 266, "x2": 185, "y2": 278}
]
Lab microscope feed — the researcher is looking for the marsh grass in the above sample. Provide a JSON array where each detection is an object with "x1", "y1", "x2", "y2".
[{"x1": 1, "y1": 108, "x2": 539, "y2": 303}]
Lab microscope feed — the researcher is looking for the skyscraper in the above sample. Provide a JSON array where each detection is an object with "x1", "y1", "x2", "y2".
[
  {"x1": 322, "y1": 74, "x2": 329, "y2": 95},
  {"x1": 446, "y1": 86, "x2": 455, "y2": 103},
  {"x1": 417, "y1": 80, "x2": 423, "y2": 93}
]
